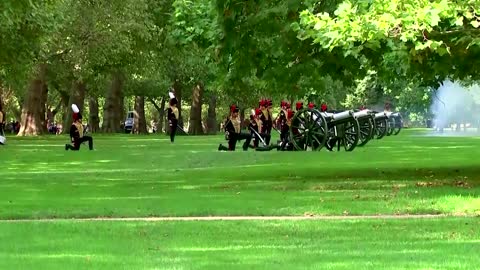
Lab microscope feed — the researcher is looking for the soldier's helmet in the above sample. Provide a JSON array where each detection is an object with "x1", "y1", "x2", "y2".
[
  {"x1": 320, "y1": 103, "x2": 328, "y2": 112},
  {"x1": 296, "y1": 101, "x2": 303, "y2": 110},
  {"x1": 230, "y1": 104, "x2": 239, "y2": 113},
  {"x1": 73, "y1": 112, "x2": 82, "y2": 121}
]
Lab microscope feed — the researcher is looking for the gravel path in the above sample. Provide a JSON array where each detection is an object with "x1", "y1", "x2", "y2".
[{"x1": 2, "y1": 214, "x2": 475, "y2": 223}]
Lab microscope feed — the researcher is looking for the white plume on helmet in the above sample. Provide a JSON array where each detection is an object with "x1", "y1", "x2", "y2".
[
  {"x1": 71, "y1": 104, "x2": 79, "y2": 113},
  {"x1": 168, "y1": 91, "x2": 175, "y2": 100}
]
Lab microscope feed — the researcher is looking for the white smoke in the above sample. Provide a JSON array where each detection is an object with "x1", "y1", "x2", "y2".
[{"x1": 431, "y1": 80, "x2": 480, "y2": 134}]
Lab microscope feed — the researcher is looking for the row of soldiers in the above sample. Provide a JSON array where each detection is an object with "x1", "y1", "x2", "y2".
[{"x1": 218, "y1": 99, "x2": 329, "y2": 151}]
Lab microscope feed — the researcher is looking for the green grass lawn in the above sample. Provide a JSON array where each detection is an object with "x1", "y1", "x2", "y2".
[
  {"x1": 1, "y1": 129, "x2": 479, "y2": 219},
  {"x1": 0, "y1": 218, "x2": 479, "y2": 270},
  {"x1": 1, "y1": 129, "x2": 480, "y2": 269}
]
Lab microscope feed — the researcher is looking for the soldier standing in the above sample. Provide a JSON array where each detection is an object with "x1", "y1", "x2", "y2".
[
  {"x1": 249, "y1": 108, "x2": 271, "y2": 149},
  {"x1": 0, "y1": 104, "x2": 5, "y2": 145},
  {"x1": 259, "y1": 99, "x2": 273, "y2": 145},
  {"x1": 167, "y1": 92, "x2": 179, "y2": 143}
]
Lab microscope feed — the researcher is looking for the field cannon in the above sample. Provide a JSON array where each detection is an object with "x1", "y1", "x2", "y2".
[
  {"x1": 322, "y1": 110, "x2": 361, "y2": 151},
  {"x1": 372, "y1": 111, "x2": 389, "y2": 139},
  {"x1": 351, "y1": 110, "x2": 377, "y2": 147},
  {"x1": 288, "y1": 108, "x2": 361, "y2": 152},
  {"x1": 285, "y1": 107, "x2": 402, "y2": 151},
  {"x1": 385, "y1": 112, "x2": 403, "y2": 136},
  {"x1": 288, "y1": 108, "x2": 328, "y2": 151}
]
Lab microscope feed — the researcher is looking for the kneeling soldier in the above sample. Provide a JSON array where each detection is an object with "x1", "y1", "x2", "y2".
[
  {"x1": 65, "y1": 108, "x2": 93, "y2": 151},
  {"x1": 218, "y1": 105, "x2": 251, "y2": 151}
]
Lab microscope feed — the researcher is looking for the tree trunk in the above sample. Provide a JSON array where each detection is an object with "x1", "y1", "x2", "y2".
[
  {"x1": 149, "y1": 97, "x2": 166, "y2": 133},
  {"x1": 102, "y1": 72, "x2": 124, "y2": 133},
  {"x1": 18, "y1": 64, "x2": 48, "y2": 136},
  {"x1": 134, "y1": 96, "x2": 147, "y2": 134},
  {"x1": 13, "y1": 100, "x2": 22, "y2": 121},
  {"x1": 158, "y1": 97, "x2": 166, "y2": 133},
  {"x1": 63, "y1": 80, "x2": 86, "y2": 132},
  {"x1": 89, "y1": 96, "x2": 100, "y2": 133},
  {"x1": 0, "y1": 86, "x2": 3, "y2": 111},
  {"x1": 207, "y1": 95, "x2": 217, "y2": 134},
  {"x1": 240, "y1": 108, "x2": 245, "y2": 129},
  {"x1": 188, "y1": 83, "x2": 204, "y2": 135},
  {"x1": 46, "y1": 99, "x2": 62, "y2": 126},
  {"x1": 173, "y1": 79, "x2": 183, "y2": 127}
]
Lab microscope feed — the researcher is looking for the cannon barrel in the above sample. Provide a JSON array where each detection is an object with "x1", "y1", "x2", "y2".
[
  {"x1": 391, "y1": 112, "x2": 401, "y2": 118},
  {"x1": 322, "y1": 112, "x2": 334, "y2": 118},
  {"x1": 353, "y1": 109, "x2": 371, "y2": 119},
  {"x1": 332, "y1": 110, "x2": 354, "y2": 121},
  {"x1": 384, "y1": 111, "x2": 402, "y2": 119},
  {"x1": 375, "y1": 112, "x2": 388, "y2": 120}
]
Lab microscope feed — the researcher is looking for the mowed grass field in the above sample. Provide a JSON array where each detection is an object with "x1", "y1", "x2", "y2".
[{"x1": 1, "y1": 129, "x2": 479, "y2": 269}]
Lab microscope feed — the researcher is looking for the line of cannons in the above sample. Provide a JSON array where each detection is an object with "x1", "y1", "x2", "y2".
[{"x1": 284, "y1": 108, "x2": 403, "y2": 151}]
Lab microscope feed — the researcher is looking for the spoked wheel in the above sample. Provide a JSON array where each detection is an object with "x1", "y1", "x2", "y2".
[
  {"x1": 393, "y1": 116, "x2": 403, "y2": 135},
  {"x1": 324, "y1": 119, "x2": 360, "y2": 152},
  {"x1": 342, "y1": 118, "x2": 360, "y2": 151},
  {"x1": 289, "y1": 109, "x2": 328, "y2": 151},
  {"x1": 324, "y1": 127, "x2": 336, "y2": 151},
  {"x1": 386, "y1": 118, "x2": 395, "y2": 136},
  {"x1": 357, "y1": 118, "x2": 374, "y2": 147},
  {"x1": 375, "y1": 118, "x2": 388, "y2": 139}
]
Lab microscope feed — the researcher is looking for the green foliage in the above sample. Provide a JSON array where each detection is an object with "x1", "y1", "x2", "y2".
[
  {"x1": 0, "y1": 0, "x2": 67, "y2": 93},
  {"x1": 296, "y1": 0, "x2": 480, "y2": 83}
]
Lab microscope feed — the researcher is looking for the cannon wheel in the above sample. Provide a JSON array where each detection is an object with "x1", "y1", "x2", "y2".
[
  {"x1": 393, "y1": 117, "x2": 403, "y2": 135},
  {"x1": 324, "y1": 118, "x2": 360, "y2": 152},
  {"x1": 375, "y1": 118, "x2": 388, "y2": 139},
  {"x1": 386, "y1": 118, "x2": 395, "y2": 136},
  {"x1": 343, "y1": 118, "x2": 360, "y2": 151},
  {"x1": 289, "y1": 109, "x2": 328, "y2": 151},
  {"x1": 358, "y1": 117, "x2": 374, "y2": 147}
]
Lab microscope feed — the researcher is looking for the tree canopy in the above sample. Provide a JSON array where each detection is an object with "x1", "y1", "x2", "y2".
[{"x1": 1, "y1": 0, "x2": 479, "y2": 135}]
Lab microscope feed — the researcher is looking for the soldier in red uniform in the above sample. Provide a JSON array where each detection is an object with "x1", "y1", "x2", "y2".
[
  {"x1": 0, "y1": 103, "x2": 5, "y2": 145},
  {"x1": 218, "y1": 105, "x2": 252, "y2": 151},
  {"x1": 65, "y1": 107, "x2": 94, "y2": 151},
  {"x1": 249, "y1": 108, "x2": 271, "y2": 148},
  {"x1": 167, "y1": 91, "x2": 179, "y2": 143},
  {"x1": 259, "y1": 99, "x2": 273, "y2": 145}
]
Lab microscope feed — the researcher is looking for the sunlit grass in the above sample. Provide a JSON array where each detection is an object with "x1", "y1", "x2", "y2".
[
  {"x1": 1, "y1": 129, "x2": 480, "y2": 269},
  {"x1": 1, "y1": 129, "x2": 480, "y2": 219},
  {"x1": 0, "y1": 218, "x2": 479, "y2": 269}
]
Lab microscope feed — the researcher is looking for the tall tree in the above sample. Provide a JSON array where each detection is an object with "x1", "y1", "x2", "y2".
[
  {"x1": 133, "y1": 96, "x2": 148, "y2": 134},
  {"x1": 295, "y1": 0, "x2": 480, "y2": 84}
]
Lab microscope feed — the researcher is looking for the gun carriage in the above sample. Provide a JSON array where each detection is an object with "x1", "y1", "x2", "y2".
[
  {"x1": 289, "y1": 108, "x2": 328, "y2": 151},
  {"x1": 288, "y1": 109, "x2": 361, "y2": 151},
  {"x1": 386, "y1": 112, "x2": 403, "y2": 136},
  {"x1": 284, "y1": 107, "x2": 404, "y2": 152},
  {"x1": 353, "y1": 110, "x2": 376, "y2": 147}
]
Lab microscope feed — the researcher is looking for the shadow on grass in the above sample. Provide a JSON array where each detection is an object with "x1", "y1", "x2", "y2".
[{"x1": 267, "y1": 164, "x2": 480, "y2": 182}]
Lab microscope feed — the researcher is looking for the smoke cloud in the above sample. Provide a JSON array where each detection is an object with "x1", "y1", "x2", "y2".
[{"x1": 430, "y1": 80, "x2": 480, "y2": 135}]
